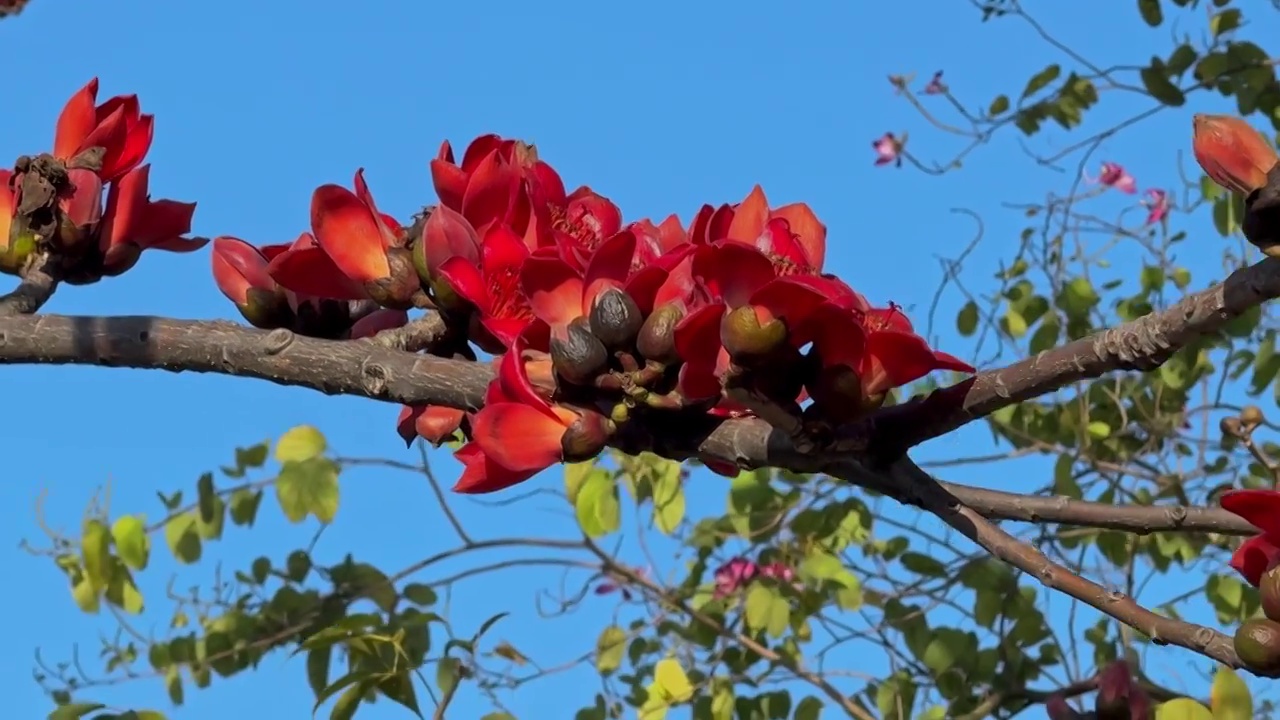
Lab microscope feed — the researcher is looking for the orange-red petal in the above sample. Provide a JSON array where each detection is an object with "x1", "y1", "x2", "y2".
[
  {"x1": 267, "y1": 246, "x2": 369, "y2": 300},
  {"x1": 471, "y1": 401, "x2": 570, "y2": 472},
  {"x1": 726, "y1": 185, "x2": 770, "y2": 245},
  {"x1": 53, "y1": 78, "x2": 99, "y2": 159},
  {"x1": 521, "y1": 256, "x2": 584, "y2": 328},
  {"x1": 310, "y1": 184, "x2": 391, "y2": 283}
]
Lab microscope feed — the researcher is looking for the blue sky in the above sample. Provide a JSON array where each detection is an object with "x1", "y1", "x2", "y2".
[{"x1": 2, "y1": 0, "x2": 1275, "y2": 718}]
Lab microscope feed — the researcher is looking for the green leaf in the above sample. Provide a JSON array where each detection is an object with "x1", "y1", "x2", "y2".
[
  {"x1": 403, "y1": 583, "x2": 438, "y2": 606},
  {"x1": 276, "y1": 458, "x2": 341, "y2": 524},
  {"x1": 80, "y1": 519, "x2": 112, "y2": 591},
  {"x1": 920, "y1": 629, "x2": 970, "y2": 675},
  {"x1": 793, "y1": 697, "x2": 824, "y2": 720},
  {"x1": 111, "y1": 515, "x2": 150, "y2": 571},
  {"x1": 228, "y1": 488, "x2": 264, "y2": 527},
  {"x1": 1003, "y1": 308, "x2": 1028, "y2": 338},
  {"x1": 1057, "y1": 277, "x2": 1099, "y2": 318},
  {"x1": 564, "y1": 460, "x2": 597, "y2": 505},
  {"x1": 595, "y1": 625, "x2": 627, "y2": 674},
  {"x1": 47, "y1": 702, "x2": 106, "y2": 720},
  {"x1": 71, "y1": 574, "x2": 99, "y2": 613},
  {"x1": 1086, "y1": 421, "x2": 1112, "y2": 439},
  {"x1": 988, "y1": 95, "x2": 1010, "y2": 116},
  {"x1": 650, "y1": 460, "x2": 685, "y2": 534},
  {"x1": 236, "y1": 442, "x2": 269, "y2": 470},
  {"x1": 165, "y1": 666, "x2": 184, "y2": 706},
  {"x1": 1210, "y1": 665, "x2": 1252, "y2": 720},
  {"x1": 1029, "y1": 316, "x2": 1060, "y2": 354},
  {"x1": 956, "y1": 301, "x2": 979, "y2": 336},
  {"x1": 654, "y1": 658, "x2": 694, "y2": 704},
  {"x1": 1137, "y1": 0, "x2": 1162, "y2": 26},
  {"x1": 163, "y1": 513, "x2": 202, "y2": 564},
  {"x1": 900, "y1": 553, "x2": 947, "y2": 578},
  {"x1": 1210, "y1": 9, "x2": 1242, "y2": 37},
  {"x1": 744, "y1": 584, "x2": 773, "y2": 631},
  {"x1": 436, "y1": 657, "x2": 461, "y2": 696},
  {"x1": 306, "y1": 647, "x2": 331, "y2": 700},
  {"x1": 276, "y1": 425, "x2": 327, "y2": 463},
  {"x1": 1141, "y1": 60, "x2": 1186, "y2": 106},
  {"x1": 574, "y1": 471, "x2": 621, "y2": 538},
  {"x1": 105, "y1": 565, "x2": 144, "y2": 614},
  {"x1": 1156, "y1": 698, "x2": 1214, "y2": 720},
  {"x1": 312, "y1": 671, "x2": 374, "y2": 717},
  {"x1": 376, "y1": 672, "x2": 423, "y2": 719},
  {"x1": 330, "y1": 679, "x2": 373, "y2": 720},
  {"x1": 1021, "y1": 64, "x2": 1061, "y2": 99}
]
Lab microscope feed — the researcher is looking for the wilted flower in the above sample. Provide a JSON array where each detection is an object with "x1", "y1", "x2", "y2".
[
  {"x1": 923, "y1": 71, "x2": 947, "y2": 95},
  {"x1": 1142, "y1": 188, "x2": 1170, "y2": 225}
]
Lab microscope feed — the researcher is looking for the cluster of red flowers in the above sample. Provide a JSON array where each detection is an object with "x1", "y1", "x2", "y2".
[
  {"x1": 0, "y1": 79, "x2": 205, "y2": 283},
  {"x1": 1, "y1": 78, "x2": 975, "y2": 496},
  {"x1": 213, "y1": 133, "x2": 974, "y2": 493}
]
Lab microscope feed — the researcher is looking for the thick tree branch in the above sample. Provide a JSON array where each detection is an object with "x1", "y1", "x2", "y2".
[
  {"x1": 0, "y1": 313, "x2": 1254, "y2": 536},
  {"x1": 869, "y1": 257, "x2": 1280, "y2": 455}
]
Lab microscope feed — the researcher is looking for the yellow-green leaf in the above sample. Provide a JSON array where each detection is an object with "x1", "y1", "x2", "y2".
[
  {"x1": 111, "y1": 515, "x2": 150, "y2": 571},
  {"x1": 164, "y1": 513, "x2": 202, "y2": 564},
  {"x1": 956, "y1": 301, "x2": 979, "y2": 336},
  {"x1": 80, "y1": 519, "x2": 112, "y2": 591},
  {"x1": 1210, "y1": 665, "x2": 1252, "y2": 720},
  {"x1": 1156, "y1": 698, "x2": 1213, "y2": 720},
  {"x1": 574, "y1": 471, "x2": 620, "y2": 538},
  {"x1": 564, "y1": 460, "x2": 596, "y2": 505},
  {"x1": 596, "y1": 625, "x2": 627, "y2": 674},
  {"x1": 651, "y1": 460, "x2": 685, "y2": 534},
  {"x1": 654, "y1": 658, "x2": 694, "y2": 703},
  {"x1": 276, "y1": 458, "x2": 340, "y2": 524},
  {"x1": 275, "y1": 425, "x2": 327, "y2": 463}
]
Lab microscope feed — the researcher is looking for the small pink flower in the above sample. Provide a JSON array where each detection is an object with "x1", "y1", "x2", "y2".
[
  {"x1": 1142, "y1": 188, "x2": 1170, "y2": 225},
  {"x1": 923, "y1": 71, "x2": 946, "y2": 95},
  {"x1": 873, "y1": 133, "x2": 903, "y2": 167},
  {"x1": 758, "y1": 562, "x2": 795, "y2": 583},
  {"x1": 1096, "y1": 161, "x2": 1137, "y2": 194},
  {"x1": 713, "y1": 557, "x2": 759, "y2": 598}
]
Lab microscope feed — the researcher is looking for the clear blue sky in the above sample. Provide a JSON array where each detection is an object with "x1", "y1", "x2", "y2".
[{"x1": 2, "y1": 0, "x2": 1274, "y2": 717}]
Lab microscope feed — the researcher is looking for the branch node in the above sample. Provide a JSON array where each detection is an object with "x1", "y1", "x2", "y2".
[
  {"x1": 359, "y1": 359, "x2": 390, "y2": 396},
  {"x1": 261, "y1": 328, "x2": 296, "y2": 355}
]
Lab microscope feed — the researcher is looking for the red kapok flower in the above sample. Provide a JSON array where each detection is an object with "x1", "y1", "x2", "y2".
[
  {"x1": 212, "y1": 236, "x2": 280, "y2": 304},
  {"x1": 267, "y1": 231, "x2": 370, "y2": 301},
  {"x1": 627, "y1": 215, "x2": 689, "y2": 270},
  {"x1": 309, "y1": 170, "x2": 401, "y2": 283},
  {"x1": 857, "y1": 304, "x2": 975, "y2": 397},
  {"x1": 94, "y1": 164, "x2": 205, "y2": 277},
  {"x1": 396, "y1": 404, "x2": 466, "y2": 447},
  {"x1": 521, "y1": 230, "x2": 636, "y2": 332},
  {"x1": 691, "y1": 185, "x2": 826, "y2": 275},
  {"x1": 1221, "y1": 489, "x2": 1280, "y2": 586},
  {"x1": 417, "y1": 203, "x2": 481, "y2": 285},
  {"x1": 436, "y1": 224, "x2": 538, "y2": 353},
  {"x1": 431, "y1": 134, "x2": 563, "y2": 234},
  {"x1": 54, "y1": 78, "x2": 154, "y2": 183},
  {"x1": 1193, "y1": 114, "x2": 1279, "y2": 196}
]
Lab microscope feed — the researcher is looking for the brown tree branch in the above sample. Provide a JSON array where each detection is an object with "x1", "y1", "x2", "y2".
[
  {"x1": 0, "y1": 253, "x2": 59, "y2": 316},
  {"x1": 0, "y1": 313, "x2": 1255, "y2": 536},
  {"x1": 867, "y1": 257, "x2": 1280, "y2": 456}
]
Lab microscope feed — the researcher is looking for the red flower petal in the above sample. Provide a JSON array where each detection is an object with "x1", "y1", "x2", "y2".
[
  {"x1": 135, "y1": 199, "x2": 197, "y2": 249},
  {"x1": 437, "y1": 255, "x2": 489, "y2": 309},
  {"x1": 430, "y1": 157, "x2": 469, "y2": 211},
  {"x1": 521, "y1": 255, "x2": 584, "y2": 328},
  {"x1": 471, "y1": 401, "x2": 571, "y2": 472},
  {"x1": 461, "y1": 134, "x2": 505, "y2": 172},
  {"x1": 1230, "y1": 534, "x2": 1280, "y2": 587},
  {"x1": 583, "y1": 230, "x2": 636, "y2": 307},
  {"x1": 862, "y1": 330, "x2": 946, "y2": 396},
  {"x1": 1222, "y1": 489, "x2": 1280, "y2": 538},
  {"x1": 452, "y1": 443, "x2": 539, "y2": 494},
  {"x1": 695, "y1": 243, "x2": 775, "y2": 307},
  {"x1": 266, "y1": 246, "x2": 369, "y2": 300},
  {"x1": 349, "y1": 308, "x2": 409, "y2": 339},
  {"x1": 461, "y1": 149, "x2": 518, "y2": 230},
  {"x1": 674, "y1": 302, "x2": 726, "y2": 369},
  {"x1": 310, "y1": 184, "x2": 391, "y2": 283},
  {"x1": 53, "y1": 78, "x2": 99, "y2": 159},
  {"x1": 772, "y1": 202, "x2": 826, "y2": 270},
  {"x1": 727, "y1": 185, "x2": 769, "y2": 245},
  {"x1": 211, "y1": 237, "x2": 274, "y2": 304},
  {"x1": 59, "y1": 169, "x2": 103, "y2": 227},
  {"x1": 422, "y1": 204, "x2": 481, "y2": 278}
]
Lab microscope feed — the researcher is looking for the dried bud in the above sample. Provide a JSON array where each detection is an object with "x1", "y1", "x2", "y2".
[
  {"x1": 636, "y1": 303, "x2": 684, "y2": 365},
  {"x1": 560, "y1": 410, "x2": 614, "y2": 463},
  {"x1": 1095, "y1": 660, "x2": 1136, "y2": 720},
  {"x1": 1234, "y1": 618, "x2": 1280, "y2": 674},
  {"x1": 721, "y1": 304, "x2": 788, "y2": 364},
  {"x1": 239, "y1": 287, "x2": 295, "y2": 330},
  {"x1": 589, "y1": 288, "x2": 643, "y2": 349},
  {"x1": 1221, "y1": 416, "x2": 1244, "y2": 438},
  {"x1": 364, "y1": 247, "x2": 422, "y2": 310},
  {"x1": 1194, "y1": 114, "x2": 1278, "y2": 197},
  {"x1": 551, "y1": 317, "x2": 609, "y2": 385},
  {"x1": 1242, "y1": 404, "x2": 1266, "y2": 429}
]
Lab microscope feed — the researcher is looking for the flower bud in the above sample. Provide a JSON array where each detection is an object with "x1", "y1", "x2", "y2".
[
  {"x1": 1262, "y1": 566, "x2": 1280, "y2": 622},
  {"x1": 1045, "y1": 695, "x2": 1080, "y2": 720},
  {"x1": 364, "y1": 247, "x2": 422, "y2": 310},
  {"x1": 1193, "y1": 114, "x2": 1278, "y2": 196},
  {"x1": 1095, "y1": 661, "x2": 1136, "y2": 720},
  {"x1": 560, "y1": 410, "x2": 614, "y2": 463},
  {"x1": 721, "y1": 304, "x2": 788, "y2": 364},
  {"x1": 1242, "y1": 404, "x2": 1266, "y2": 429},
  {"x1": 1234, "y1": 618, "x2": 1280, "y2": 674},
  {"x1": 239, "y1": 287, "x2": 295, "y2": 330},
  {"x1": 589, "y1": 288, "x2": 643, "y2": 350},
  {"x1": 551, "y1": 316, "x2": 609, "y2": 385},
  {"x1": 636, "y1": 303, "x2": 684, "y2": 365}
]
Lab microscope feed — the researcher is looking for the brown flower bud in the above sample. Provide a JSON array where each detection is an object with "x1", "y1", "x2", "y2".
[
  {"x1": 636, "y1": 303, "x2": 684, "y2": 366},
  {"x1": 1234, "y1": 618, "x2": 1280, "y2": 674},
  {"x1": 551, "y1": 317, "x2": 609, "y2": 385},
  {"x1": 589, "y1": 288, "x2": 643, "y2": 349},
  {"x1": 721, "y1": 304, "x2": 787, "y2": 364}
]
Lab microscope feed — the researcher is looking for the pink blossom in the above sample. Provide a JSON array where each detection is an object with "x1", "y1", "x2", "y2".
[
  {"x1": 1096, "y1": 161, "x2": 1137, "y2": 194},
  {"x1": 713, "y1": 557, "x2": 759, "y2": 598},
  {"x1": 873, "y1": 133, "x2": 903, "y2": 167},
  {"x1": 1142, "y1": 188, "x2": 1170, "y2": 225},
  {"x1": 923, "y1": 71, "x2": 947, "y2": 95},
  {"x1": 758, "y1": 562, "x2": 796, "y2": 583}
]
